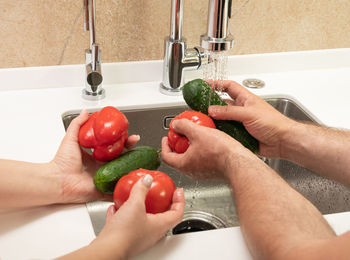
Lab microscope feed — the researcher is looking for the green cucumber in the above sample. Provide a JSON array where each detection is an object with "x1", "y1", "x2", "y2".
[
  {"x1": 94, "y1": 146, "x2": 161, "y2": 194},
  {"x1": 182, "y1": 79, "x2": 259, "y2": 153}
]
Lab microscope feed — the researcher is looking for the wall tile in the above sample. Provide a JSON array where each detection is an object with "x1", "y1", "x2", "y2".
[{"x1": 0, "y1": 0, "x2": 349, "y2": 68}]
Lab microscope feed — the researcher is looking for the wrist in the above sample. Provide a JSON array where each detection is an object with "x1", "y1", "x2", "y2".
[
  {"x1": 45, "y1": 161, "x2": 65, "y2": 204},
  {"x1": 223, "y1": 146, "x2": 261, "y2": 183},
  {"x1": 272, "y1": 116, "x2": 298, "y2": 158},
  {"x1": 225, "y1": 151, "x2": 275, "y2": 195},
  {"x1": 279, "y1": 121, "x2": 308, "y2": 161}
]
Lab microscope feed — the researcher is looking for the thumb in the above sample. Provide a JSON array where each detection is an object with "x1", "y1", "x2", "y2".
[
  {"x1": 65, "y1": 109, "x2": 90, "y2": 141},
  {"x1": 171, "y1": 119, "x2": 197, "y2": 140},
  {"x1": 209, "y1": 105, "x2": 251, "y2": 122},
  {"x1": 128, "y1": 174, "x2": 153, "y2": 204},
  {"x1": 105, "y1": 204, "x2": 117, "y2": 223}
]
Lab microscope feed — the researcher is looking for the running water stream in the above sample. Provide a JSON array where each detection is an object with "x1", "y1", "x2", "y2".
[
  {"x1": 189, "y1": 50, "x2": 229, "y2": 202},
  {"x1": 203, "y1": 50, "x2": 229, "y2": 93}
]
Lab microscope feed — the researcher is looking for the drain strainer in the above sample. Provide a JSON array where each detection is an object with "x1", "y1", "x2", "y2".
[
  {"x1": 172, "y1": 211, "x2": 226, "y2": 235},
  {"x1": 243, "y1": 78, "x2": 265, "y2": 89}
]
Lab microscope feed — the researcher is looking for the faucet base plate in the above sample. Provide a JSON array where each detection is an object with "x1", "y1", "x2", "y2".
[
  {"x1": 159, "y1": 83, "x2": 183, "y2": 96},
  {"x1": 82, "y1": 88, "x2": 106, "y2": 100}
]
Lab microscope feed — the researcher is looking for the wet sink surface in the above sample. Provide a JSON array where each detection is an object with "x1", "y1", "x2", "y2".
[{"x1": 62, "y1": 97, "x2": 350, "y2": 236}]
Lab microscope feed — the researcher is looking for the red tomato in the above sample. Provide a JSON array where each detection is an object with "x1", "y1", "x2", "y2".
[
  {"x1": 78, "y1": 106, "x2": 129, "y2": 162},
  {"x1": 113, "y1": 169, "x2": 175, "y2": 214},
  {"x1": 168, "y1": 110, "x2": 216, "y2": 153}
]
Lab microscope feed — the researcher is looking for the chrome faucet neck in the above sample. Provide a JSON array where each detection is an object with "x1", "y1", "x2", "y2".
[
  {"x1": 82, "y1": 0, "x2": 105, "y2": 101},
  {"x1": 170, "y1": 0, "x2": 183, "y2": 41}
]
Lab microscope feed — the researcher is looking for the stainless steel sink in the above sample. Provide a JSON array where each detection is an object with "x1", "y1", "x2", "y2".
[{"x1": 62, "y1": 97, "x2": 350, "y2": 236}]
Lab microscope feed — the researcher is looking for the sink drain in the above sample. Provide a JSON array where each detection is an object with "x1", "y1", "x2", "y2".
[
  {"x1": 172, "y1": 211, "x2": 226, "y2": 235},
  {"x1": 242, "y1": 78, "x2": 265, "y2": 89}
]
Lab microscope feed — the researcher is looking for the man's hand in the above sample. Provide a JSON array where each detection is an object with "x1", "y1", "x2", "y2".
[
  {"x1": 162, "y1": 118, "x2": 257, "y2": 181},
  {"x1": 51, "y1": 110, "x2": 139, "y2": 204},
  {"x1": 208, "y1": 80, "x2": 295, "y2": 158}
]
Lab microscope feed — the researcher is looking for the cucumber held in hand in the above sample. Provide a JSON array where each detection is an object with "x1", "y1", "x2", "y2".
[
  {"x1": 182, "y1": 79, "x2": 259, "y2": 153},
  {"x1": 94, "y1": 146, "x2": 161, "y2": 194}
]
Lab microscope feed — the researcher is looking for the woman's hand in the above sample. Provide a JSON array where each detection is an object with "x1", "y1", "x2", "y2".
[
  {"x1": 51, "y1": 110, "x2": 139, "y2": 204},
  {"x1": 208, "y1": 80, "x2": 295, "y2": 158},
  {"x1": 92, "y1": 175, "x2": 185, "y2": 259}
]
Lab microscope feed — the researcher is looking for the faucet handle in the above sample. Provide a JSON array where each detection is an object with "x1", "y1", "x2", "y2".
[{"x1": 86, "y1": 44, "x2": 102, "y2": 87}]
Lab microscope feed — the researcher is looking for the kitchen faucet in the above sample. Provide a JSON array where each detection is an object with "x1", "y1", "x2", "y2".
[
  {"x1": 82, "y1": 0, "x2": 105, "y2": 100},
  {"x1": 160, "y1": 0, "x2": 234, "y2": 95}
]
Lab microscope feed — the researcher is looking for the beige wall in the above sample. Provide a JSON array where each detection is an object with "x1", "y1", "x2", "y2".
[{"x1": 1, "y1": 0, "x2": 350, "y2": 68}]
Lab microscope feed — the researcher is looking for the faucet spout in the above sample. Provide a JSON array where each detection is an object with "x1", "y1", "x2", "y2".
[
  {"x1": 160, "y1": 0, "x2": 208, "y2": 95},
  {"x1": 201, "y1": 0, "x2": 234, "y2": 52}
]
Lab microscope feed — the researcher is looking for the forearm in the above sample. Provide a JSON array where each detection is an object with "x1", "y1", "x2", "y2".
[
  {"x1": 281, "y1": 122, "x2": 350, "y2": 186},
  {"x1": 0, "y1": 159, "x2": 62, "y2": 209},
  {"x1": 56, "y1": 246, "x2": 124, "y2": 260},
  {"x1": 56, "y1": 238, "x2": 128, "y2": 260},
  {"x1": 226, "y1": 151, "x2": 335, "y2": 259}
]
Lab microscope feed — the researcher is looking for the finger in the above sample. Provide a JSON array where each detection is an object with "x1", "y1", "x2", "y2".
[
  {"x1": 209, "y1": 105, "x2": 252, "y2": 122},
  {"x1": 213, "y1": 80, "x2": 251, "y2": 100},
  {"x1": 124, "y1": 135, "x2": 140, "y2": 150},
  {"x1": 171, "y1": 119, "x2": 197, "y2": 140},
  {"x1": 128, "y1": 174, "x2": 153, "y2": 205},
  {"x1": 153, "y1": 188, "x2": 185, "y2": 229},
  {"x1": 161, "y1": 136, "x2": 172, "y2": 154},
  {"x1": 65, "y1": 110, "x2": 89, "y2": 141},
  {"x1": 161, "y1": 137, "x2": 185, "y2": 169},
  {"x1": 105, "y1": 204, "x2": 117, "y2": 223},
  {"x1": 169, "y1": 188, "x2": 185, "y2": 212},
  {"x1": 205, "y1": 79, "x2": 214, "y2": 87}
]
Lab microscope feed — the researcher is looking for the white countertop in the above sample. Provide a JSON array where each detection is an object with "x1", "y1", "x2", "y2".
[{"x1": 0, "y1": 48, "x2": 350, "y2": 259}]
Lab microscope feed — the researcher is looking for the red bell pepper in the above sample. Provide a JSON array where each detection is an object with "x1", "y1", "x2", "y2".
[
  {"x1": 78, "y1": 106, "x2": 129, "y2": 161},
  {"x1": 168, "y1": 110, "x2": 216, "y2": 153}
]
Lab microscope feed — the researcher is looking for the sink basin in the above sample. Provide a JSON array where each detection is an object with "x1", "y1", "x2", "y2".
[{"x1": 62, "y1": 96, "x2": 350, "y2": 236}]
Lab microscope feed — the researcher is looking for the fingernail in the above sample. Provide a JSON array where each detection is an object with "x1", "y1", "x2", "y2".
[
  {"x1": 172, "y1": 121, "x2": 178, "y2": 128},
  {"x1": 111, "y1": 205, "x2": 117, "y2": 214},
  {"x1": 142, "y1": 174, "x2": 153, "y2": 188},
  {"x1": 135, "y1": 135, "x2": 140, "y2": 141},
  {"x1": 176, "y1": 188, "x2": 184, "y2": 196}
]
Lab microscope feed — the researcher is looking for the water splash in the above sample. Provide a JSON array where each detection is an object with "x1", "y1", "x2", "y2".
[{"x1": 203, "y1": 50, "x2": 228, "y2": 93}]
